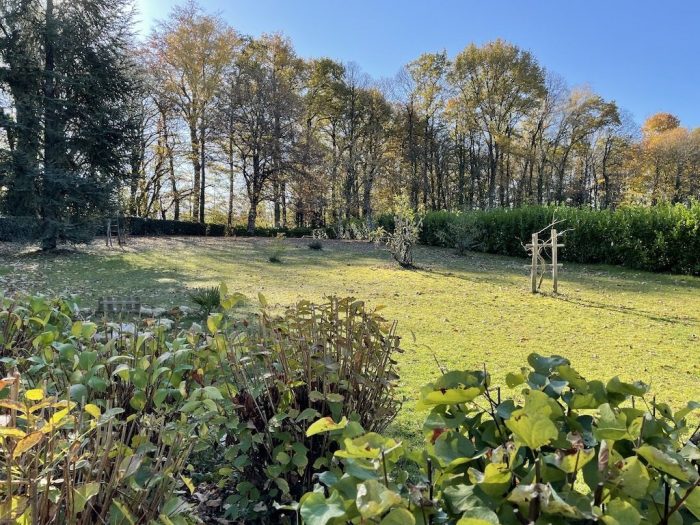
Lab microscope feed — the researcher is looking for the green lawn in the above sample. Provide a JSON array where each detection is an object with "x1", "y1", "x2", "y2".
[{"x1": 2, "y1": 236, "x2": 699, "y2": 440}]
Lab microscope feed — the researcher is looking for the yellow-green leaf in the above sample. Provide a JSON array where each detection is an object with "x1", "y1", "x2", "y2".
[
  {"x1": 0, "y1": 427, "x2": 26, "y2": 439},
  {"x1": 306, "y1": 416, "x2": 348, "y2": 437},
  {"x1": 84, "y1": 404, "x2": 101, "y2": 418},
  {"x1": 180, "y1": 474, "x2": 195, "y2": 494},
  {"x1": 13, "y1": 431, "x2": 43, "y2": 459},
  {"x1": 25, "y1": 389, "x2": 44, "y2": 401}
]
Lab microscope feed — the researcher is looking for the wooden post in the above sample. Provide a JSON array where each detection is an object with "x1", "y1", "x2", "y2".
[
  {"x1": 530, "y1": 232, "x2": 538, "y2": 293},
  {"x1": 551, "y1": 228, "x2": 558, "y2": 294}
]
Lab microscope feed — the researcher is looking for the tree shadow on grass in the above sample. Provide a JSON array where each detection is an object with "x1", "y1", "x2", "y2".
[{"x1": 551, "y1": 294, "x2": 699, "y2": 326}]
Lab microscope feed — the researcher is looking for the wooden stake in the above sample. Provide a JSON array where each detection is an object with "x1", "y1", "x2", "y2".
[
  {"x1": 530, "y1": 232, "x2": 538, "y2": 293},
  {"x1": 551, "y1": 228, "x2": 558, "y2": 294}
]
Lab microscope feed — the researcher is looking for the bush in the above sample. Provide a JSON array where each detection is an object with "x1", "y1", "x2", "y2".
[
  {"x1": 0, "y1": 291, "x2": 403, "y2": 523},
  {"x1": 191, "y1": 292, "x2": 403, "y2": 521},
  {"x1": 0, "y1": 294, "x2": 202, "y2": 523},
  {"x1": 122, "y1": 217, "x2": 314, "y2": 239},
  {"x1": 0, "y1": 216, "x2": 99, "y2": 244},
  {"x1": 374, "y1": 196, "x2": 422, "y2": 267},
  {"x1": 421, "y1": 203, "x2": 700, "y2": 275},
  {"x1": 308, "y1": 239, "x2": 323, "y2": 250},
  {"x1": 333, "y1": 218, "x2": 374, "y2": 240},
  {"x1": 188, "y1": 285, "x2": 221, "y2": 316},
  {"x1": 301, "y1": 353, "x2": 700, "y2": 524}
]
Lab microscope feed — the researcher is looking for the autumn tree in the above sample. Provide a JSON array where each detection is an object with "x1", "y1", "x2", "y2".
[
  {"x1": 148, "y1": 2, "x2": 236, "y2": 223},
  {"x1": 215, "y1": 36, "x2": 301, "y2": 233},
  {"x1": 450, "y1": 40, "x2": 546, "y2": 208}
]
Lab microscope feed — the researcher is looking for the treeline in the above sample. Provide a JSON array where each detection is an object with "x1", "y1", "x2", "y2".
[
  {"x1": 2, "y1": 1, "x2": 700, "y2": 248},
  {"x1": 124, "y1": 3, "x2": 700, "y2": 232}
]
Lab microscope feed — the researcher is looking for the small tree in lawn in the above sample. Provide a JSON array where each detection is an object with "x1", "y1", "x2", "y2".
[{"x1": 374, "y1": 195, "x2": 422, "y2": 268}]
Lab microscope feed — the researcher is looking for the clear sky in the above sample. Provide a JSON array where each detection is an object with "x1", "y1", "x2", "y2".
[{"x1": 135, "y1": 0, "x2": 700, "y2": 128}]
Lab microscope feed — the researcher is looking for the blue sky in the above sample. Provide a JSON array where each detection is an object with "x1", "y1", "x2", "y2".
[{"x1": 135, "y1": 0, "x2": 700, "y2": 128}]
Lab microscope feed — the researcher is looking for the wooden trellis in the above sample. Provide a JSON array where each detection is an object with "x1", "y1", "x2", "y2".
[
  {"x1": 105, "y1": 217, "x2": 126, "y2": 248},
  {"x1": 525, "y1": 228, "x2": 564, "y2": 293}
]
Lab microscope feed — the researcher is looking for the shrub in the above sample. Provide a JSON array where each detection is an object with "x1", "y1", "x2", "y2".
[
  {"x1": 0, "y1": 294, "x2": 201, "y2": 523},
  {"x1": 308, "y1": 239, "x2": 323, "y2": 250},
  {"x1": 0, "y1": 216, "x2": 41, "y2": 242},
  {"x1": 118, "y1": 217, "x2": 313, "y2": 239},
  {"x1": 334, "y1": 218, "x2": 374, "y2": 240},
  {"x1": 312, "y1": 228, "x2": 328, "y2": 240},
  {"x1": 375, "y1": 213, "x2": 395, "y2": 233},
  {"x1": 267, "y1": 233, "x2": 288, "y2": 262},
  {"x1": 420, "y1": 203, "x2": 700, "y2": 275},
  {"x1": 194, "y1": 293, "x2": 403, "y2": 521},
  {"x1": 437, "y1": 212, "x2": 481, "y2": 255},
  {"x1": 302, "y1": 352, "x2": 700, "y2": 525},
  {"x1": 374, "y1": 196, "x2": 423, "y2": 267},
  {"x1": 188, "y1": 285, "x2": 221, "y2": 316}
]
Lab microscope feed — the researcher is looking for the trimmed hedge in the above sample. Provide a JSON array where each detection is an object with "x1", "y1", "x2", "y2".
[
  {"x1": 422, "y1": 203, "x2": 700, "y2": 275},
  {"x1": 124, "y1": 217, "x2": 315, "y2": 238},
  {"x1": 0, "y1": 216, "x2": 316, "y2": 242}
]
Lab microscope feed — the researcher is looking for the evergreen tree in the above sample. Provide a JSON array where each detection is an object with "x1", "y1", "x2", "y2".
[{"x1": 0, "y1": 0, "x2": 138, "y2": 249}]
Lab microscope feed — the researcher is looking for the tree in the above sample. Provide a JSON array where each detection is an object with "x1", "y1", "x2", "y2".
[
  {"x1": 407, "y1": 51, "x2": 447, "y2": 210},
  {"x1": 0, "y1": 0, "x2": 139, "y2": 249},
  {"x1": 148, "y1": 1, "x2": 236, "y2": 223},
  {"x1": 217, "y1": 36, "x2": 300, "y2": 233},
  {"x1": 450, "y1": 40, "x2": 546, "y2": 208}
]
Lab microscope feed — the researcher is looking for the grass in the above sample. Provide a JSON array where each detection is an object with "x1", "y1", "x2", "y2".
[{"x1": 2, "y1": 236, "x2": 699, "y2": 441}]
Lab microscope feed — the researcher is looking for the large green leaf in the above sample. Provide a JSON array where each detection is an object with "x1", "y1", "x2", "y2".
[
  {"x1": 615, "y1": 457, "x2": 650, "y2": 499},
  {"x1": 306, "y1": 417, "x2": 348, "y2": 437},
  {"x1": 600, "y1": 498, "x2": 641, "y2": 525},
  {"x1": 299, "y1": 491, "x2": 346, "y2": 525},
  {"x1": 456, "y1": 507, "x2": 500, "y2": 524},
  {"x1": 683, "y1": 482, "x2": 700, "y2": 520},
  {"x1": 380, "y1": 508, "x2": 416, "y2": 525},
  {"x1": 73, "y1": 482, "x2": 100, "y2": 515},
  {"x1": 505, "y1": 391, "x2": 559, "y2": 450},
  {"x1": 416, "y1": 387, "x2": 483, "y2": 410},
  {"x1": 547, "y1": 448, "x2": 595, "y2": 474},
  {"x1": 636, "y1": 444, "x2": 698, "y2": 483},
  {"x1": 468, "y1": 463, "x2": 511, "y2": 498},
  {"x1": 594, "y1": 404, "x2": 629, "y2": 441},
  {"x1": 356, "y1": 480, "x2": 403, "y2": 519}
]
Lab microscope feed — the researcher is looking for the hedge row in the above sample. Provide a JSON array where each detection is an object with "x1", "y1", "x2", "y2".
[
  {"x1": 0, "y1": 216, "x2": 316, "y2": 241},
  {"x1": 124, "y1": 217, "x2": 317, "y2": 238},
  {"x1": 421, "y1": 203, "x2": 700, "y2": 275}
]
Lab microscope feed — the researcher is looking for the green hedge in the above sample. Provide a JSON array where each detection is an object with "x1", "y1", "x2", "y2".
[
  {"x1": 421, "y1": 204, "x2": 700, "y2": 275},
  {"x1": 124, "y1": 217, "x2": 314, "y2": 238},
  {"x1": 0, "y1": 216, "x2": 41, "y2": 241}
]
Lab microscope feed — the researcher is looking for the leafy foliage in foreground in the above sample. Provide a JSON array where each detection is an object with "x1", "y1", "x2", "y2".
[
  {"x1": 0, "y1": 295, "x2": 200, "y2": 523},
  {"x1": 301, "y1": 354, "x2": 700, "y2": 525},
  {"x1": 190, "y1": 292, "x2": 403, "y2": 521},
  {"x1": 0, "y1": 292, "x2": 402, "y2": 523}
]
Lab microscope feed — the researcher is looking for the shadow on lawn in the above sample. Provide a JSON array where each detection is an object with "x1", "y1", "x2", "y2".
[{"x1": 553, "y1": 295, "x2": 699, "y2": 326}]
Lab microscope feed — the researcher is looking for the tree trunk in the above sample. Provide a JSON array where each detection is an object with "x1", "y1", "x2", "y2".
[
  {"x1": 227, "y1": 143, "x2": 235, "y2": 228},
  {"x1": 199, "y1": 121, "x2": 206, "y2": 223},
  {"x1": 189, "y1": 122, "x2": 201, "y2": 221},
  {"x1": 41, "y1": 0, "x2": 60, "y2": 251},
  {"x1": 273, "y1": 180, "x2": 281, "y2": 227},
  {"x1": 247, "y1": 200, "x2": 257, "y2": 234}
]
